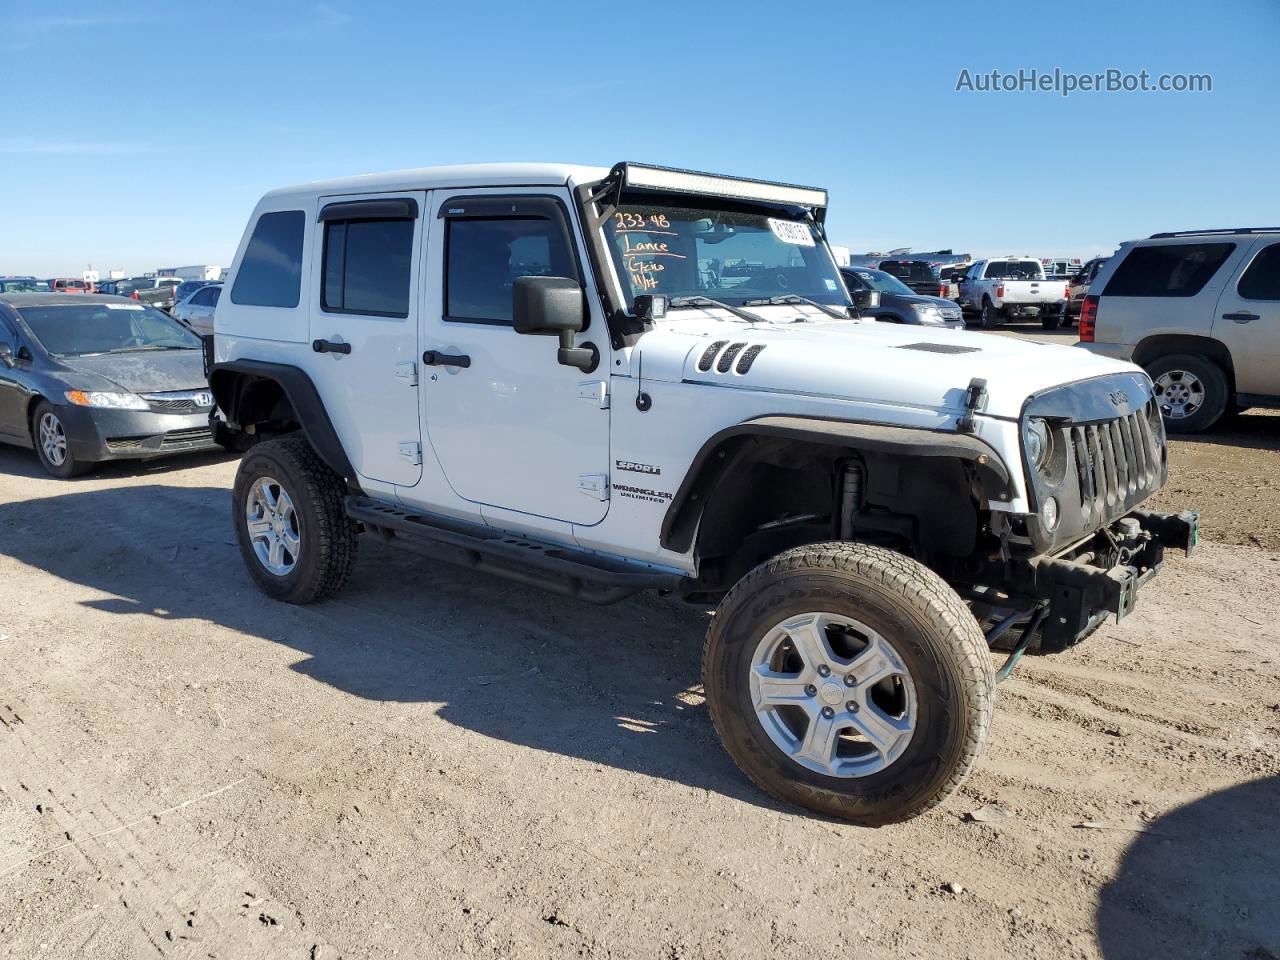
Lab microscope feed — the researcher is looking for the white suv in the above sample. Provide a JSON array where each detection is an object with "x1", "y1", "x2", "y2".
[
  {"x1": 209, "y1": 161, "x2": 1197, "y2": 825},
  {"x1": 1078, "y1": 228, "x2": 1280, "y2": 432}
]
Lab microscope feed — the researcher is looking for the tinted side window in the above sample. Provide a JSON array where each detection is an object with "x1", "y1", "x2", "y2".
[
  {"x1": 1237, "y1": 243, "x2": 1280, "y2": 300},
  {"x1": 191, "y1": 287, "x2": 217, "y2": 306},
  {"x1": 322, "y1": 219, "x2": 414, "y2": 317},
  {"x1": 446, "y1": 217, "x2": 578, "y2": 324},
  {"x1": 1103, "y1": 242, "x2": 1235, "y2": 298},
  {"x1": 231, "y1": 210, "x2": 305, "y2": 308}
]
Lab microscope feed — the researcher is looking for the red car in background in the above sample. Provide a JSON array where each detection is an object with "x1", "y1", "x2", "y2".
[{"x1": 49, "y1": 278, "x2": 92, "y2": 294}]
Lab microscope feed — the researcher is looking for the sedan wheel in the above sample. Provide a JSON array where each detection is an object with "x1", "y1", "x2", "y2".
[{"x1": 38, "y1": 412, "x2": 67, "y2": 467}]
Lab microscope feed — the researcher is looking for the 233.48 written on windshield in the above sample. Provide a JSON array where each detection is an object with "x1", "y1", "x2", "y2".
[{"x1": 613, "y1": 212, "x2": 685, "y2": 292}]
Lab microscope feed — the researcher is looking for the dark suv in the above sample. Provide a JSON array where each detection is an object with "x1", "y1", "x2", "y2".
[{"x1": 876, "y1": 259, "x2": 943, "y2": 297}]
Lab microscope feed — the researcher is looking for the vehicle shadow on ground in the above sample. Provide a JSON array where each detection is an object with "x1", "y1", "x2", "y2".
[
  {"x1": 0, "y1": 480, "x2": 784, "y2": 815},
  {"x1": 1175, "y1": 409, "x2": 1280, "y2": 453},
  {"x1": 1096, "y1": 776, "x2": 1280, "y2": 959},
  {"x1": 0, "y1": 446, "x2": 238, "y2": 482}
]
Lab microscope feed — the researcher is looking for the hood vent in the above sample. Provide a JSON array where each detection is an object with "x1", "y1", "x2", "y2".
[
  {"x1": 716, "y1": 342, "x2": 747, "y2": 372},
  {"x1": 896, "y1": 342, "x2": 981, "y2": 355},
  {"x1": 697, "y1": 340, "x2": 729, "y2": 372},
  {"x1": 695, "y1": 340, "x2": 768, "y2": 376}
]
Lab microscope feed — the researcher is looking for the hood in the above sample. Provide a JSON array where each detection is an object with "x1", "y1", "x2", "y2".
[
  {"x1": 634, "y1": 306, "x2": 1137, "y2": 420},
  {"x1": 56, "y1": 349, "x2": 208, "y2": 394},
  {"x1": 886, "y1": 293, "x2": 960, "y2": 310}
]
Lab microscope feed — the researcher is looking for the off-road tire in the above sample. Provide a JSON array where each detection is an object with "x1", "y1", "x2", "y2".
[
  {"x1": 232, "y1": 435, "x2": 357, "y2": 603},
  {"x1": 31, "y1": 401, "x2": 93, "y2": 479},
  {"x1": 1145, "y1": 353, "x2": 1229, "y2": 434},
  {"x1": 703, "y1": 542, "x2": 994, "y2": 826},
  {"x1": 978, "y1": 298, "x2": 999, "y2": 329}
]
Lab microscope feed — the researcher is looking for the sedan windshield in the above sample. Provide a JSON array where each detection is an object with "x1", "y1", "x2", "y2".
[
  {"x1": 850, "y1": 269, "x2": 914, "y2": 296},
  {"x1": 603, "y1": 202, "x2": 850, "y2": 308},
  {"x1": 16, "y1": 303, "x2": 202, "y2": 356}
]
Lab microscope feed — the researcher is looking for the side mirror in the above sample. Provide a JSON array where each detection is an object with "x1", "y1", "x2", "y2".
[
  {"x1": 850, "y1": 289, "x2": 881, "y2": 310},
  {"x1": 0, "y1": 343, "x2": 12, "y2": 367},
  {"x1": 512, "y1": 275, "x2": 596, "y2": 372}
]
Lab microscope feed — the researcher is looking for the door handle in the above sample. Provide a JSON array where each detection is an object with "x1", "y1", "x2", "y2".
[
  {"x1": 423, "y1": 350, "x2": 471, "y2": 368},
  {"x1": 1222, "y1": 311, "x2": 1258, "y2": 324},
  {"x1": 312, "y1": 339, "x2": 352, "y2": 354}
]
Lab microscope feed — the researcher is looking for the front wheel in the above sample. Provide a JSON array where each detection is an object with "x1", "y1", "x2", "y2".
[
  {"x1": 31, "y1": 401, "x2": 93, "y2": 478},
  {"x1": 703, "y1": 542, "x2": 993, "y2": 826},
  {"x1": 232, "y1": 435, "x2": 357, "y2": 603}
]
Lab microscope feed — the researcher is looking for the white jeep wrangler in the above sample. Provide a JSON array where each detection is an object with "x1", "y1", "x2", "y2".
[{"x1": 209, "y1": 161, "x2": 1198, "y2": 825}]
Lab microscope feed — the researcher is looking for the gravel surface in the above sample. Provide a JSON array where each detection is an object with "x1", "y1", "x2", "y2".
[{"x1": 1, "y1": 396, "x2": 1277, "y2": 959}]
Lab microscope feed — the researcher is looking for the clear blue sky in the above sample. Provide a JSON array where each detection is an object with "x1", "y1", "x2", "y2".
[{"x1": 2, "y1": 0, "x2": 1276, "y2": 276}]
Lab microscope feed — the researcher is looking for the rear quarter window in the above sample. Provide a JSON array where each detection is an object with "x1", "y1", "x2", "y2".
[
  {"x1": 1103, "y1": 242, "x2": 1235, "y2": 297},
  {"x1": 231, "y1": 210, "x2": 306, "y2": 308},
  {"x1": 1237, "y1": 242, "x2": 1280, "y2": 300}
]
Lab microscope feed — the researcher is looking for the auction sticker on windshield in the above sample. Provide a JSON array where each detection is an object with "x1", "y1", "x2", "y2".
[
  {"x1": 104, "y1": 303, "x2": 144, "y2": 310},
  {"x1": 767, "y1": 218, "x2": 815, "y2": 246}
]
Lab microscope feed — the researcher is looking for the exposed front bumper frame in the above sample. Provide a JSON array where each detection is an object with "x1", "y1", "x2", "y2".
[{"x1": 1027, "y1": 509, "x2": 1199, "y2": 650}]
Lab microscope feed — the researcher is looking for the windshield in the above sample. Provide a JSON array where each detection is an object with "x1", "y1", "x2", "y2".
[
  {"x1": 16, "y1": 303, "x2": 202, "y2": 356},
  {"x1": 603, "y1": 201, "x2": 850, "y2": 308},
  {"x1": 0, "y1": 280, "x2": 49, "y2": 292},
  {"x1": 985, "y1": 260, "x2": 1044, "y2": 280},
  {"x1": 851, "y1": 269, "x2": 914, "y2": 296}
]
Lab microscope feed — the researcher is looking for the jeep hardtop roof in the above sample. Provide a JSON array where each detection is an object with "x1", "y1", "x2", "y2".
[{"x1": 261, "y1": 162, "x2": 611, "y2": 202}]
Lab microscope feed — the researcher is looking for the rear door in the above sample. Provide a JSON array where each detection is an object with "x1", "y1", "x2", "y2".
[
  {"x1": 307, "y1": 191, "x2": 427, "y2": 486},
  {"x1": 1211, "y1": 237, "x2": 1280, "y2": 397}
]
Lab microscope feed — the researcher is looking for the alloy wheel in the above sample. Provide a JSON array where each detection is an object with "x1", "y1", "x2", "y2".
[
  {"x1": 38, "y1": 412, "x2": 67, "y2": 467},
  {"x1": 244, "y1": 476, "x2": 301, "y2": 576},
  {"x1": 1154, "y1": 369, "x2": 1204, "y2": 420},
  {"x1": 749, "y1": 612, "x2": 918, "y2": 778}
]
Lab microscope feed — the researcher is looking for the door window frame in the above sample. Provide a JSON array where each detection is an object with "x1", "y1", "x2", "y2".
[
  {"x1": 437, "y1": 193, "x2": 587, "y2": 328},
  {"x1": 317, "y1": 197, "x2": 421, "y2": 320}
]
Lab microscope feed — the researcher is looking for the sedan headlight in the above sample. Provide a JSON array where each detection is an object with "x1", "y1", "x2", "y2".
[
  {"x1": 65, "y1": 390, "x2": 149, "y2": 410},
  {"x1": 1024, "y1": 417, "x2": 1054, "y2": 472}
]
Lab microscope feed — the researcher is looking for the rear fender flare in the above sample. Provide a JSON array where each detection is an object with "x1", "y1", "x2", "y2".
[{"x1": 209, "y1": 359, "x2": 355, "y2": 480}]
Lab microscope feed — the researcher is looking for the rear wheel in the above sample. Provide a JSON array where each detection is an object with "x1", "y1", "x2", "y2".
[
  {"x1": 31, "y1": 401, "x2": 93, "y2": 479},
  {"x1": 978, "y1": 298, "x2": 999, "y2": 329},
  {"x1": 703, "y1": 542, "x2": 993, "y2": 826},
  {"x1": 1041, "y1": 308, "x2": 1063, "y2": 331},
  {"x1": 1146, "y1": 353, "x2": 1229, "y2": 434},
  {"x1": 232, "y1": 435, "x2": 357, "y2": 603}
]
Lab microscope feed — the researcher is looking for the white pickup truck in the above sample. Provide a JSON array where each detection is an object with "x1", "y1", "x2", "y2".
[{"x1": 958, "y1": 258, "x2": 1069, "y2": 330}]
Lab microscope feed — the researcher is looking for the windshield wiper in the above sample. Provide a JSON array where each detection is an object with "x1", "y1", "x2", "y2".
[
  {"x1": 107, "y1": 344, "x2": 195, "y2": 353},
  {"x1": 744, "y1": 294, "x2": 850, "y2": 320},
  {"x1": 667, "y1": 296, "x2": 769, "y2": 325}
]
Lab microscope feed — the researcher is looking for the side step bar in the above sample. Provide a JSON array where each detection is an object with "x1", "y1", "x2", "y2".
[{"x1": 345, "y1": 496, "x2": 687, "y2": 605}]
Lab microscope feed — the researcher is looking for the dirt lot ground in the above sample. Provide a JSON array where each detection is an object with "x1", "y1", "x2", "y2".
[{"x1": 1, "y1": 336, "x2": 1278, "y2": 959}]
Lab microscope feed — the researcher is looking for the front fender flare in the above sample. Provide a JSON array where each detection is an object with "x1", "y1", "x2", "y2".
[
  {"x1": 659, "y1": 415, "x2": 1014, "y2": 554},
  {"x1": 209, "y1": 359, "x2": 355, "y2": 480}
]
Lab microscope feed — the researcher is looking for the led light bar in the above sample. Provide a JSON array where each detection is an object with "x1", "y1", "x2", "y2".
[{"x1": 615, "y1": 162, "x2": 828, "y2": 210}]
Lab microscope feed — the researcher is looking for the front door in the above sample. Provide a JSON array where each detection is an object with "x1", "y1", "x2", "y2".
[
  {"x1": 1212, "y1": 237, "x2": 1280, "y2": 398},
  {"x1": 418, "y1": 188, "x2": 611, "y2": 526},
  {"x1": 308, "y1": 191, "x2": 427, "y2": 486},
  {"x1": 0, "y1": 317, "x2": 27, "y2": 440}
]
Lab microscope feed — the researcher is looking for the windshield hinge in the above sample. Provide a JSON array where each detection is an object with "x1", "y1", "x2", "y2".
[{"x1": 958, "y1": 378, "x2": 988, "y2": 434}]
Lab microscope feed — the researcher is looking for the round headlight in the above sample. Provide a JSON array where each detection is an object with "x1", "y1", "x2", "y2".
[
  {"x1": 1024, "y1": 418, "x2": 1053, "y2": 472},
  {"x1": 1042, "y1": 496, "x2": 1060, "y2": 531}
]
